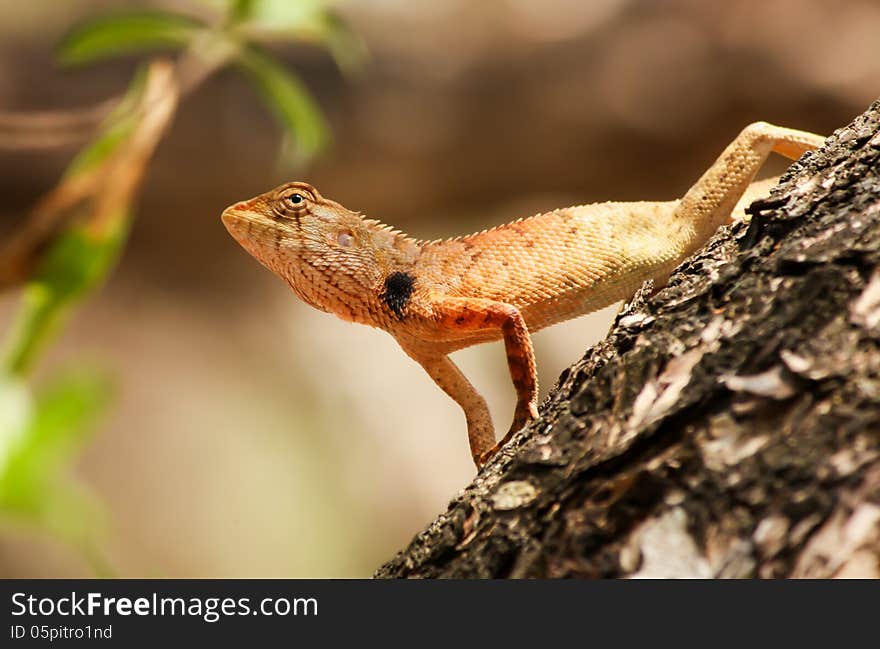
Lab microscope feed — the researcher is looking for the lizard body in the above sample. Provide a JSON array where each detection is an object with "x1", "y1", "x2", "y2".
[{"x1": 222, "y1": 122, "x2": 826, "y2": 468}]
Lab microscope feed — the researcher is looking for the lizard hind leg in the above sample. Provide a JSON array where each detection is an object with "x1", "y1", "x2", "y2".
[{"x1": 674, "y1": 122, "x2": 826, "y2": 248}]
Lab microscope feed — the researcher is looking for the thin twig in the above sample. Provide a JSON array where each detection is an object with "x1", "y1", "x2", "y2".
[{"x1": 0, "y1": 98, "x2": 120, "y2": 150}]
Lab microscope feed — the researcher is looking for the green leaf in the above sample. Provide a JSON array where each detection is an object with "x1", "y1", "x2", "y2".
[
  {"x1": 229, "y1": 0, "x2": 327, "y2": 30},
  {"x1": 228, "y1": 0, "x2": 258, "y2": 23},
  {"x1": 38, "y1": 220, "x2": 128, "y2": 301},
  {"x1": 20, "y1": 370, "x2": 110, "y2": 464},
  {"x1": 64, "y1": 110, "x2": 139, "y2": 180},
  {"x1": 58, "y1": 10, "x2": 204, "y2": 66},
  {"x1": 2, "y1": 220, "x2": 129, "y2": 377},
  {"x1": 0, "y1": 370, "x2": 109, "y2": 501},
  {"x1": 64, "y1": 64, "x2": 151, "y2": 179},
  {"x1": 318, "y1": 10, "x2": 368, "y2": 77},
  {"x1": 0, "y1": 369, "x2": 111, "y2": 554},
  {"x1": 228, "y1": 1, "x2": 367, "y2": 76},
  {"x1": 0, "y1": 376, "x2": 31, "y2": 476},
  {"x1": 237, "y1": 46, "x2": 330, "y2": 165}
]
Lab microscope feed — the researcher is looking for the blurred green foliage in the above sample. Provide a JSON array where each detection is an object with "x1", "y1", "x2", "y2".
[
  {"x1": 237, "y1": 45, "x2": 329, "y2": 165},
  {"x1": 58, "y1": 0, "x2": 366, "y2": 166},
  {"x1": 58, "y1": 11, "x2": 203, "y2": 66},
  {"x1": 0, "y1": 371, "x2": 112, "y2": 574},
  {"x1": 0, "y1": 0, "x2": 363, "y2": 574}
]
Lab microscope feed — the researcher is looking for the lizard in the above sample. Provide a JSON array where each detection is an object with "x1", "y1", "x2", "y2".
[{"x1": 221, "y1": 122, "x2": 826, "y2": 469}]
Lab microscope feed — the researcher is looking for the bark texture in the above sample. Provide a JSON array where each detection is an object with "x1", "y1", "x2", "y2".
[{"x1": 376, "y1": 101, "x2": 880, "y2": 579}]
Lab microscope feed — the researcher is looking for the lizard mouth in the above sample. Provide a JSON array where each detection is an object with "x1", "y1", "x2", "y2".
[
  {"x1": 220, "y1": 205, "x2": 272, "y2": 255},
  {"x1": 221, "y1": 203, "x2": 246, "y2": 225},
  {"x1": 221, "y1": 205, "x2": 259, "y2": 241},
  {"x1": 220, "y1": 204, "x2": 291, "y2": 275}
]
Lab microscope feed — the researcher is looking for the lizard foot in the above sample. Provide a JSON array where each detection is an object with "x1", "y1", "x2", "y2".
[
  {"x1": 475, "y1": 401, "x2": 539, "y2": 468},
  {"x1": 507, "y1": 400, "x2": 539, "y2": 438}
]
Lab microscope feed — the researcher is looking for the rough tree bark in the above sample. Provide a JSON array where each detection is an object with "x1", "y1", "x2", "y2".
[{"x1": 375, "y1": 101, "x2": 880, "y2": 579}]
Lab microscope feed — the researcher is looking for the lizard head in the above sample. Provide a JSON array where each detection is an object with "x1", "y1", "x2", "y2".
[
  {"x1": 222, "y1": 181, "x2": 354, "y2": 258},
  {"x1": 221, "y1": 181, "x2": 414, "y2": 316},
  {"x1": 221, "y1": 179, "x2": 369, "y2": 276}
]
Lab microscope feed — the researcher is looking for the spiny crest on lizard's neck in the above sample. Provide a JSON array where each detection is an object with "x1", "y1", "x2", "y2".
[{"x1": 360, "y1": 217, "x2": 423, "y2": 256}]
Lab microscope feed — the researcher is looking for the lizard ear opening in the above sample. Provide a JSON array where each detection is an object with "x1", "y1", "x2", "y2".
[{"x1": 337, "y1": 231, "x2": 354, "y2": 247}]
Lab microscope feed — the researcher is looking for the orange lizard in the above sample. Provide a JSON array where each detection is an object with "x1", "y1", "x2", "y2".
[{"x1": 222, "y1": 122, "x2": 825, "y2": 469}]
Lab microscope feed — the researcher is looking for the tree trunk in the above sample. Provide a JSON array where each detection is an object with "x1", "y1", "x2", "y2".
[{"x1": 375, "y1": 100, "x2": 880, "y2": 579}]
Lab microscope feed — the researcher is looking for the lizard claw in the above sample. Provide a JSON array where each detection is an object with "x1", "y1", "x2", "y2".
[
  {"x1": 476, "y1": 446, "x2": 498, "y2": 469},
  {"x1": 509, "y1": 400, "x2": 539, "y2": 435},
  {"x1": 476, "y1": 401, "x2": 539, "y2": 468}
]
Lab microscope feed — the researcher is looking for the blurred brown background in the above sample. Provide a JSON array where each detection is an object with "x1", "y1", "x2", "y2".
[{"x1": 0, "y1": 0, "x2": 877, "y2": 577}]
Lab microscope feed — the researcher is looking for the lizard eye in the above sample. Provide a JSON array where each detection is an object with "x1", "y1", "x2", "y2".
[{"x1": 272, "y1": 186, "x2": 315, "y2": 219}]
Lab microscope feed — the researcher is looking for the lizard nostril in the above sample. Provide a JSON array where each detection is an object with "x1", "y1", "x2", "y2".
[{"x1": 225, "y1": 201, "x2": 248, "y2": 214}]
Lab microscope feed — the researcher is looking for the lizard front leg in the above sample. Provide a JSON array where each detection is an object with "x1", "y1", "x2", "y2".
[
  {"x1": 432, "y1": 297, "x2": 539, "y2": 466},
  {"x1": 402, "y1": 352, "x2": 496, "y2": 465}
]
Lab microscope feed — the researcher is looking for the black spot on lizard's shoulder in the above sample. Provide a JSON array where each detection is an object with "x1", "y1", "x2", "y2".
[{"x1": 381, "y1": 271, "x2": 415, "y2": 318}]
